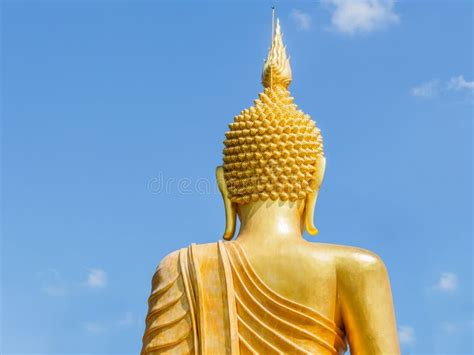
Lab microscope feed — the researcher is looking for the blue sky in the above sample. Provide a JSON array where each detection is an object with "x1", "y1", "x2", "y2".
[{"x1": 1, "y1": 1, "x2": 472, "y2": 354}]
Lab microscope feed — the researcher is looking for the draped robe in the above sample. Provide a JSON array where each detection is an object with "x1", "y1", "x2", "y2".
[{"x1": 142, "y1": 241, "x2": 347, "y2": 354}]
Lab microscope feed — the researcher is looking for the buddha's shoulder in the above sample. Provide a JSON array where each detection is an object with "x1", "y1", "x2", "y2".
[
  {"x1": 151, "y1": 249, "x2": 181, "y2": 286},
  {"x1": 302, "y1": 241, "x2": 386, "y2": 272},
  {"x1": 155, "y1": 242, "x2": 220, "y2": 270}
]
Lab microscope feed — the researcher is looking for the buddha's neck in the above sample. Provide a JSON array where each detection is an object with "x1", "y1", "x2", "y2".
[{"x1": 235, "y1": 200, "x2": 304, "y2": 243}]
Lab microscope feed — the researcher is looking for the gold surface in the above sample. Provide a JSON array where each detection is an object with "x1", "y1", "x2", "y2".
[
  {"x1": 223, "y1": 19, "x2": 324, "y2": 206},
  {"x1": 142, "y1": 17, "x2": 400, "y2": 355}
]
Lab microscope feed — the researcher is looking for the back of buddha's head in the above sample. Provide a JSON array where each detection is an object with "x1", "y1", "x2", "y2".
[
  {"x1": 222, "y1": 19, "x2": 324, "y2": 205},
  {"x1": 217, "y1": 18, "x2": 325, "y2": 240}
]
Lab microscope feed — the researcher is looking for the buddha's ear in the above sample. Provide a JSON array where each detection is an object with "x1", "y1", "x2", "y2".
[
  {"x1": 305, "y1": 156, "x2": 326, "y2": 236},
  {"x1": 216, "y1": 166, "x2": 236, "y2": 241}
]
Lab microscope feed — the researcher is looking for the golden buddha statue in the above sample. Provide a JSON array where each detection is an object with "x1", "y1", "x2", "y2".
[{"x1": 142, "y1": 19, "x2": 400, "y2": 355}]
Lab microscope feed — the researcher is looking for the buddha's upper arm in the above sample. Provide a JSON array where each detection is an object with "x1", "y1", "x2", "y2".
[
  {"x1": 142, "y1": 250, "x2": 195, "y2": 354},
  {"x1": 337, "y1": 249, "x2": 400, "y2": 355}
]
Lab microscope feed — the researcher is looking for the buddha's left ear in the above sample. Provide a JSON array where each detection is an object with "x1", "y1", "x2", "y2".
[
  {"x1": 304, "y1": 156, "x2": 326, "y2": 236},
  {"x1": 216, "y1": 166, "x2": 236, "y2": 240}
]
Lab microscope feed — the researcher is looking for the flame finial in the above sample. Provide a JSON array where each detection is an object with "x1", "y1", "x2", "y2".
[{"x1": 262, "y1": 18, "x2": 292, "y2": 89}]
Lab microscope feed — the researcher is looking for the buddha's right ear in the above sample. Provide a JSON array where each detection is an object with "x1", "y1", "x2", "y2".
[
  {"x1": 216, "y1": 166, "x2": 236, "y2": 241},
  {"x1": 304, "y1": 156, "x2": 326, "y2": 236}
]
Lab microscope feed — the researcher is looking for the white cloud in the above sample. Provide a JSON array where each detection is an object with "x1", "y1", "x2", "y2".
[
  {"x1": 43, "y1": 283, "x2": 67, "y2": 296},
  {"x1": 39, "y1": 268, "x2": 67, "y2": 296},
  {"x1": 411, "y1": 80, "x2": 441, "y2": 98},
  {"x1": 83, "y1": 268, "x2": 107, "y2": 288},
  {"x1": 447, "y1": 75, "x2": 474, "y2": 92},
  {"x1": 83, "y1": 312, "x2": 135, "y2": 334},
  {"x1": 439, "y1": 320, "x2": 474, "y2": 335},
  {"x1": 322, "y1": 0, "x2": 400, "y2": 35},
  {"x1": 117, "y1": 311, "x2": 135, "y2": 327},
  {"x1": 434, "y1": 272, "x2": 458, "y2": 292},
  {"x1": 291, "y1": 9, "x2": 312, "y2": 31},
  {"x1": 412, "y1": 76, "x2": 474, "y2": 100},
  {"x1": 83, "y1": 321, "x2": 108, "y2": 334},
  {"x1": 398, "y1": 325, "x2": 416, "y2": 346},
  {"x1": 40, "y1": 267, "x2": 111, "y2": 295},
  {"x1": 439, "y1": 321, "x2": 461, "y2": 334}
]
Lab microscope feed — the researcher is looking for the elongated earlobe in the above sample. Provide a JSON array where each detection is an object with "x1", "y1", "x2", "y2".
[
  {"x1": 216, "y1": 166, "x2": 236, "y2": 240},
  {"x1": 305, "y1": 190, "x2": 319, "y2": 236},
  {"x1": 304, "y1": 157, "x2": 326, "y2": 236}
]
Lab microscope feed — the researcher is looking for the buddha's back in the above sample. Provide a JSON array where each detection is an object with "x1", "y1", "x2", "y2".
[
  {"x1": 141, "y1": 239, "x2": 397, "y2": 354},
  {"x1": 236, "y1": 238, "x2": 341, "y2": 325},
  {"x1": 236, "y1": 237, "x2": 391, "y2": 332},
  {"x1": 141, "y1": 241, "x2": 344, "y2": 354}
]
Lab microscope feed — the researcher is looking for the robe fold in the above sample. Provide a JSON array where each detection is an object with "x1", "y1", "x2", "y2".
[{"x1": 142, "y1": 242, "x2": 347, "y2": 355}]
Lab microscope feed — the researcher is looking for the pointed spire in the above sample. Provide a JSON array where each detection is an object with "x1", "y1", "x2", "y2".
[{"x1": 262, "y1": 18, "x2": 292, "y2": 89}]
